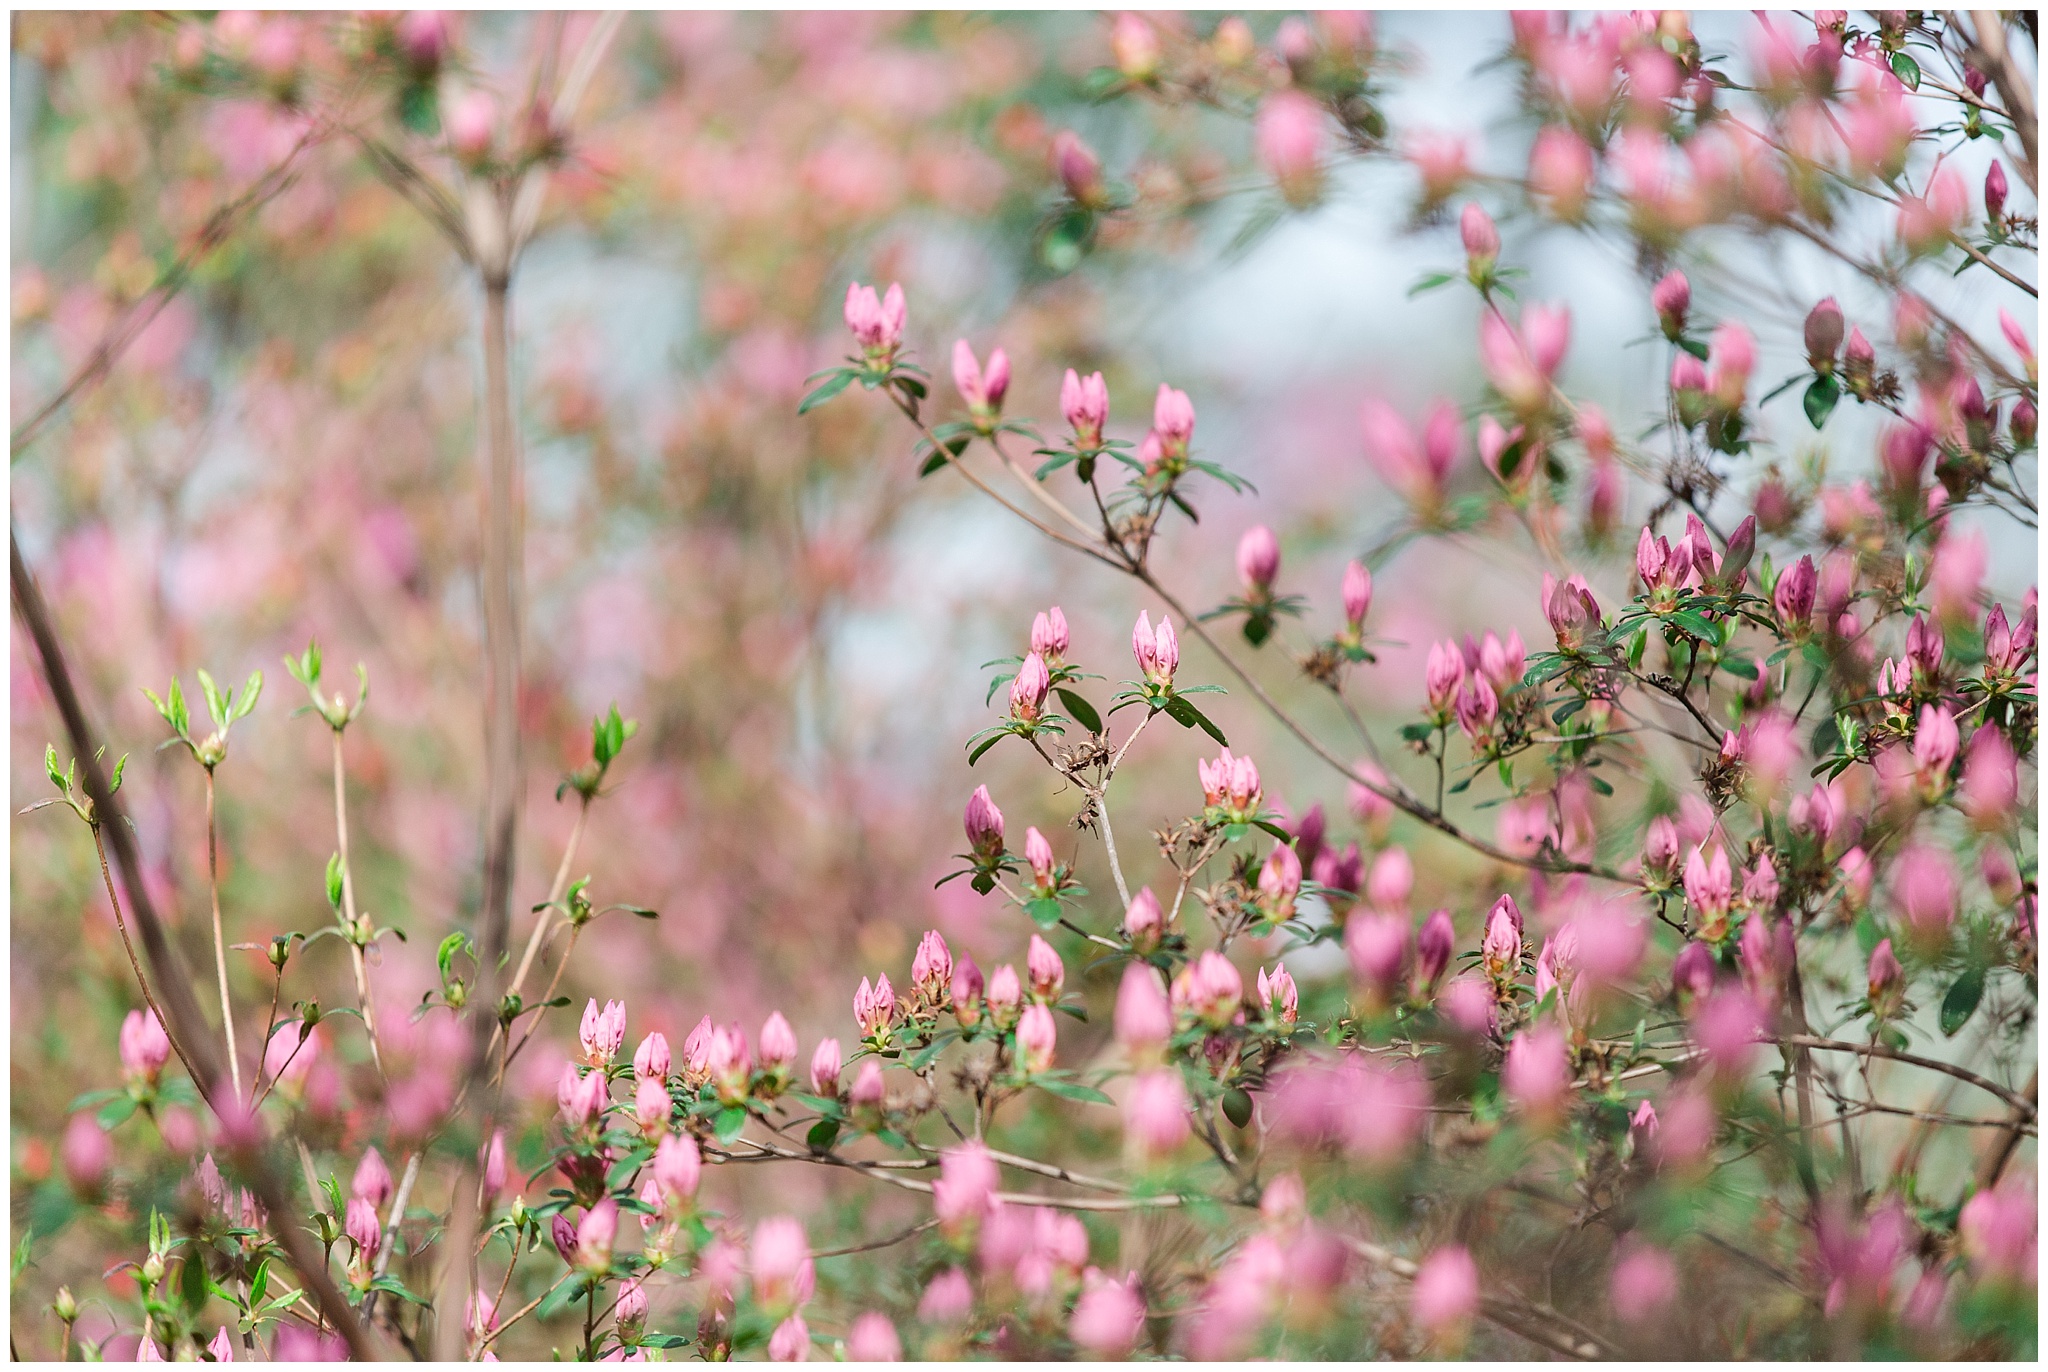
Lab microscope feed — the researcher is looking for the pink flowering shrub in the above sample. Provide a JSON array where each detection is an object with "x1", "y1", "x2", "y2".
[{"x1": 10, "y1": 9, "x2": 2037, "y2": 1363}]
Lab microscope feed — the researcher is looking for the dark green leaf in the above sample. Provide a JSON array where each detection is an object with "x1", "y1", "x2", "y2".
[
  {"x1": 96, "y1": 1097, "x2": 139, "y2": 1130},
  {"x1": 805, "y1": 1120, "x2": 840, "y2": 1152},
  {"x1": 397, "y1": 82, "x2": 440, "y2": 135},
  {"x1": 797, "y1": 371, "x2": 856, "y2": 414},
  {"x1": 1035, "y1": 1077, "x2": 1114, "y2": 1106},
  {"x1": 1025, "y1": 897, "x2": 1063, "y2": 929},
  {"x1": 1940, "y1": 967, "x2": 1985, "y2": 1036},
  {"x1": 1678, "y1": 336, "x2": 1710, "y2": 360},
  {"x1": 535, "y1": 1273, "x2": 591, "y2": 1322},
  {"x1": 1803, "y1": 374, "x2": 1841, "y2": 430},
  {"x1": 1221, "y1": 1088, "x2": 1254, "y2": 1128},
  {"x1": 179, "y1": 1251, "x2": 211, "y2": 1314},
  {"x1": 1889, "y1": 51, "x2": 1921, "y2": 90},
  {"x1": 1054, "y1": 689, "x2": 1101, "y2": 734},
  {"x1": 640, "y1": 1334, "x2": 692, "y2": 1349},
  {"x1": 1164, "y1": 696, "x2": 1228, "y2": 745},
  {"x1": 1719, "y1": 654, "x2": 1758, "y2": 680},
  {"x1": 966, "y1": 734, "x2": 1004, "y2": 766}
]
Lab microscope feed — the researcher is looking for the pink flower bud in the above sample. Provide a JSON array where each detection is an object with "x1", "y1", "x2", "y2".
[
  {"x1": 1529, "y1": 125, "x2": 1595, "y2": 220},
  {"x1": 1410, "y1": 1245, "x2": 1480, "y2": 1336},
  {"x1": 1684, "y1": 845, "x2": 1735, "y2": 940},
  {"x1": 1110, "y1": 12, "x2": 1161, "y2": 81},
  {"x1": 1542, "y1": 572, "x2": 1602, "y2": 651},
  {"x1": 120, "y1": 1009, "x2": 172, "y2": 1083},
  {"x1": 1258, "y1": 843, "x2": 1303, "y2": 919},
  {"x1": 849, "y1": 1060, "x2": 885, "y2": 1110},
  {"x1": 1866, "y1": 938, "x2": 1905, "y2": 1020},
  {"x1": 1346, "y1": 911, "x2": 1412, "y2": 1003},
  {"x1": 1641, "y1": 815, "x2": 1681, "y2": 880},
  {"x1": 557, "y1": 1063, "x2": 607, "y2": 1129},
  {"x1": 1255, "y1": 90, "x2": 1327, "y2": 204},
  {"x1": 1706, "y1": 322, "x2": 1755, "y2": 409},
  {"x1": 1029, "y1": 606, "x2": 1070, "y2": 662},
  {"x1": 1009, "y1": 651, "x2": 1050, "y2": 724},
  {"x1": 1692, "y1": 988, "x2": 1765, "y2": 1079},
  {"x1": 208, "y1": 1326, "x2": 235, "y2": 1363},
  {"x1": 1482, "y1": 900, "x2": 1524, "y2": 983},
  {"x1": 752, "y1": 1216, "x2": 815, "y2": 1316},
  {"x1": 1341, "y1": 560, "x2": 1372, "y2": 627},
  {"x1": 1961, "y1": 725, "x2": 2020, "y2": 828},
  {"x1": 1957, "y1": 1180, "x2": 2037, "y2": 1285},
  {"x1": 1671, "y1": 939, "x2": 1718, "y2": 1004},
  {"x1": 843, "y1": 281, "x2": 906, "y2": 359},
  {"x1": 1026, "y1": 934, "x2": 1065, "y2": 1002},
  {"x1": 1016, "y1": 1002, "x2": 1058, "y2": 1073},
  {"x1": 1408, "y1": 130, "x2": 1472, "y2": 204},
  {"x1": 1060, "y1": 370, "x2": 1109, "y2": 449},
  {"x1": 634, "y1": 1074, "x2": 672, "y2": 1136},
  {"x1": 1124, "y1": 1069, "x2": 1192, "y2": 1159},
  {"x1": 352, "y1": 1146, "x2": 393, "y2": 1207},
  {"x1": 640, "y1": 1135, "x2": 696, "y2": 1216},
  {"x1": 1652, "y1": 270, "x2": 1690, "y2": 339},
  {"x1": 1131, "y1": 610, "x2": 1180, "y2": 687},
  {"x1": 950, "y1": 955, "x2": 985, "y2": 1028},
  {"x1": 1256, "y1": 963, "x2": 1299, "y2": 1024},
  {"x1": 951, "y1": 340, "x2": 1009, "y2": 416},
  {"x1": 1984, "y1": 159, "x2": 2010, "y2": 222},
  {"x1": 446, "y1": 90, "x2": 498, "y2": 165},
  {"x1": 759, "y1": 1012, "x2": 798, "y2": 1074},
  {"x1": 1774, "y1": 554, "x2": 1817, "y2": 629},
  {"x1": 1153, "y1": 384, "x2": 1195, "y2": 448},
  {"x1": 1069, "y1": 1270, "x2": 1146, "y2": 1357},
  {"x1": 345, "y1": 1195, "x2": 383, "y2": 1260},
  {"x1": 933, "y1": 1141, "x2": 999, "y2": 1232},
  {"x1": 1609, "y1": 1242, "x2": 1679, "y2": 1322},
  {"x1": 807, "y1": 1038, "x2": 842, "y2": 1098},
  {"x1": 1424, "y1": 639, "x2": 1465, "y2": 718},
  {"x1": 579, "y1": 997, "x2": 626, "y2": 1068},
  {"x1": 1439, "y1": 975, "x2": 1496, "y2": 1035},
  {"x1": 61, "y1": 1114, "x2": 110, "y2": 1196},
  {"x1": 853, "y1": 975, "x2": 896, "y2": 1040},
  {"x1": 1236, "y1": 524, "x2": 1280, "y2": 591},
  {"x1": 1669, "y1": 351, "x2": 1708, "y2": 397},
  {"x1": 1454, "y1": 673, "x2": 1500, "y2": 742},
  {"x1": 1122, "y1": 886, "x2": 1166, "y2": 951},
  {"x1": 986, "y1": 964, "x2": 1023, "y2": 1027},
  {"x1": 1459, "y1": 202, "x2": 1499, "y2": 264},
  {"x1": 1898, "y1": 169, "x2": 1967, "y2": 254},
  {"x1": 1115, "y1": 963, "x2": 1174, "y2": 1055},
  {"x1": 963, "y1": 785, "x2": 1004, "y2": 860},
  {"x1": 918, "y1": 1268, "x2": 974, "y2": 1324},
  {"x1": 1503, "y1": 1025, "x2": 1571, "y2": 1122},
  {"x1": 847, "y1": 1312, "x2": 901, "y2": 1362},
  {"x1": 1171, "y1": 950, "x2": 1244, "y2": 1029},
  {"x1": 1893, "y1": 844, "x2": 1958, "y2": 948},
  {"x1": 1804, "y1": 297, "x2": 1845, "y2": 366},
  {"x1": 613, "y1": 1277, "x2": 647, "y2": 1334},
  {"x1": 633, "y1": 1032, "x2": 670, "y2": 1082},
  {"x1": 551, "y1": 1213, "x2": 579, "y2": 1263},
  {"x1": 1366, "y1": 846, "x2": 1414, "y2": 913},
  {"x1": 708, "y1": 1022, "x2": 753, "y2": 1102},
  {"x1": 1415, "y1": 909, "x2": 1455, "y2": 996},
  {"x1": 2011, "y1": 398, "x2": 2037, "y2": 448},
  {"x1": 1051, "y1": 130, "x2": 1104, "y2": 206}
]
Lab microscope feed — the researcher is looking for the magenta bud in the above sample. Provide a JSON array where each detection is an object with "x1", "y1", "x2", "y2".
[
  {"x1": 633, "y1": 1031, "x2": 671, "y2": 1082},
  {"x1": 1052, "y1": 130, "x2": 1104, "y2": 205},
  {"x1": 654, "y1": 1132, "x2": 701, "y2": 1205},
  {"x1": 1029, "y1": 606, "x2": 1070, "y2": 661},
  {"x1": 576, "y1": 1198, "x2": 619, "y2": 1271},
  {"x1": 480, "y1": 1130, "x2": 508, "y2": 1203},
  {"x1": 1025, "y1": 934, "x2": 1065, "y2": 1002},
  {"x1": 808, "y1": 1038, "x2": 843, "y2": 1097},
  {"x1": 1651, "y1": 270, "x2": 1689, "y2": 339},
  {"x1": 1866, "y1": 938, "x2": 1904, "y2": 1019},
  {"x1": 1985, "y1": 160, "x2": 2008, "y2": 222},
  {"x1": 1010, "y1": 651, "x2": 1050, "y2": 723},
  {"x1": 950, "y1": 955, "x2": 985, "y2": 1028},
  {"x1": 1024, "y1": 826, "x2": 1056, "y2": 890},
  {"x1": 1415, "y1": 908, "x2": 1455, "y2": 995},
  {"x1": 2012, "y1": 398, "x2": 2037, "y2": 449},
  {"x1": 1459, "y1": 202, "x2": 1499, "y2": 266},
  {"x1": 1122, "y1": 886, "x2": 1165, "y2": 952},
  {"x1": 1061, "y1": 370, "x2": 1109, "y2": 450},
  {"x1": 120, "y1": 1008, "x2": 172, "y2": 1084},
  {"x1": 963, "y1": 785, "x2": 1004, "y2": 859},
  {"x1": 352, "y1": 1147, "x2": 394, "y2": 1207},
  {"x1": 61, "y1": 1115, "x2": 111, "y2": 1197},
  {"x1": 1803, "y1": 297, "x2": 1845, "y2": 367},
  {"x1": 1341, "y1": 560, "x2": 1372, "y2": 627},
  {"x1": 1016, "y1": 1002, "x2": 1058, "y2": 1073},
  {"x1": 911, "y1": 929, "x2": 954, "y2": 1001},
  {"x1": 1236, "y1": 524, "x2": 1280, "y2": 592}
]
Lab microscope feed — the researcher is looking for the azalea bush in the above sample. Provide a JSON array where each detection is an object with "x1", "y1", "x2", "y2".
[{"x1": 10, "y1": 9, "x2": 2038, "y2": 1363}]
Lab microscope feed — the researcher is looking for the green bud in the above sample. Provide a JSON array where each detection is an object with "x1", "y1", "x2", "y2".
[{"x1": 52, "y1": 1287, "x2": 77, "y2": 1322}]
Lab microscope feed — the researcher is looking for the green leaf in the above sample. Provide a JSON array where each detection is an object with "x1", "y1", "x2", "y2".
[
  {"x1": 232, "y1": 670, "x2": 263, "y2": 723},
  {"x1": 326, "y1": 853, "x2": 345, "y2": 910},
  {"x1": 437, "y1": 932, "x2": 467, "y2": 982},
  {"x1": 1940, "y1": 967, "x2": 1986, "y2": 1036},
  {"x1": 96, "y1": 1096, "x2": 139, "y2": 1130},
  {"x1": 1163, "y1": 695, "x2": 1228, "y2": 745},
  {"x1": 714, "y1": 1106, "x2": 748, "y2": 1143},
  {"x1": 1034, "y1": 1078, "x2": 1113, "y2": 1106},
  {"x1": 1221, "y1": 1088, "x2": 1254, "y2": 1128},
  {"x1": 1406, "y1": 270, "x2": 1455, "y2": 298},
  {"x1": 797, "y1": 370, "x2": 856, "y2": 414},
  {"x1": 397, "y1": 80, "x2": 440, "y2": 135},
  {"x1": 1889, "y1": 50, "x2": 1921, "y2": 91},
  {"x1": 1585, "y1": 773, "x2": 1615, "y2": 796},
  {"x1": 1024, "y1": 897, "x2": 1063, "y2": 929},
  {"x1": 180, "y1": 1250, "x2": 211, "y2": 1314},
  {"x1": 197, "y1": 668, "x2": 227, "y2": 731},
  {"x1": 1719, "y1": 654, "x2": 1759, "y2": 680},
  {"x1": 640, "y1": 1334, "x2": 692, "y2": 1349},
  {"x1": 1803, "y1": 374, "x2": 1841, "y2": 430},
  {"x1": 1678, "y1": 336, "x2": 1710, "y2": 361},
  {"x1": 1054, "y1": 689, "x2": 1101, "y2": 734},
  {"x1": 536, "y1": 1272, "x2": 591, "y2": 1322},
  {"x1": 966, "y1": 734, "x2": 1004, "y2": 767},
  {"x1": 1398, "y1": 721, "x2": 1435, "y2": 743}
]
